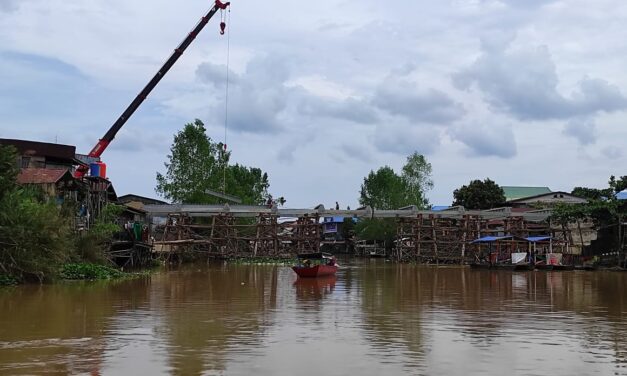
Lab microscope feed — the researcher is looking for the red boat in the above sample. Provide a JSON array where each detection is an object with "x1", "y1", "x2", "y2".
[{"x1": 292, "y1": 252, "x2": 338, "y2": 278}]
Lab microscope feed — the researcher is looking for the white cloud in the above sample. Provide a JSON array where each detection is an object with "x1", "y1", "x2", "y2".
[
  {"x1": 372, "y1": 79, "x2": 466, "y2": 124},
  {"x1": 372, "y1": 123, "x2": 441, "y2": 156},
  {"x1": 602, "y1": 146, "x2": 623, "y2": 160},
  {"x1": 449, "y1": 121, "x2": 517, "y2": 158},
  {"x1": 0, "y1": 0, "x2": 19, "y2": 13},
  {"x1": 454, "y1": 43, "x2": 627, "y2": 121},
  {"x1": 1, "y1": 0, "x2": 627, "y2": 207},
  {"x1": 563, "y1": 118, "x2": 597, "y2": 146}
]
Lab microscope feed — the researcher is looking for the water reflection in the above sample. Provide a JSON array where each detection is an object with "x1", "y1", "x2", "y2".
[
  {"x1": 153, "y1": 265, "x2": 281, "y2": 375},
  {"x1": 0, "y1": 262, "x2": 626, "y2": 375},
  {"x1": 0, "y1": 278, "x2": 151, "y2": 375},
  {"x1": 293, "y1": 275, "x2": 336, "y2": 302},
  {"x1": 355, "y1": 264, "x2": 627, "y2": 375}
]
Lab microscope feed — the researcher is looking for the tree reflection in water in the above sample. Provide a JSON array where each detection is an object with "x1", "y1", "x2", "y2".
[{"x1": 1, "y1": 262, "x2": 626, "y2": 375}]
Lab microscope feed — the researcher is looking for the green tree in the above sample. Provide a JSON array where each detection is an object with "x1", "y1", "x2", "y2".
[
  {"x1": 401, "y1": 152, "x2": 433, "y2": 208},
  {"x1": 356, "y1": 153, "x2": 433, "y2": 247},
  {"x1": 557, "y1": 175, "x2": 627, "y2": 261},
  {"x1": 358, "y1": 152, "x2": 433, "y2": 210},
  {"x1": 0, "y1": 145, "x2": 18, "y2": 199},
  {"x1": 156, "y1": 119, "x2": 270, "y2": 205},
  {"x1": 0, "y1": 188, "x2": 74, "y2": 282},
  {"x1": 571, "y1": 175, "x2": 627, "y2": 201},
  {"x1": 224, "y1": 164, "x2": 270, "y2": 205},
  {"x1": 0, "y1": 146, "x2": 71, "y2": 282},
  {"x1": 354, "y1": 218, "x2": 397, "y2": 249},
  {"x1": 452, "y1": 178, "x2": 505, "y2": 209},
  {"x1": 571, "y1": 187, "x2": 607, "y2": 201},
  {"x1": 359, "y1": 166, "x2": 407, "y2": 210},
  {"x1": 608, "y1": 175, "x2": 627, "y2": 195}
]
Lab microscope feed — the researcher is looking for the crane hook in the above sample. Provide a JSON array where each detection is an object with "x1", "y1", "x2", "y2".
[
  {"x1": 215, "y1": 0, "x2": 230, "y2": 10},
  {"x1": 220, "y1": 21, "x2": 226, "y2": 35}
]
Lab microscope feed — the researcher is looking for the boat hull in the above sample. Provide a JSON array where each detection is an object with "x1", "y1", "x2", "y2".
[{"x1": 292, "y1": 265, "x2": 338, "y2": 278}]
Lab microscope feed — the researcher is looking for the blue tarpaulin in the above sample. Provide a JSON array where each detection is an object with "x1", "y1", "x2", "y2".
[
  {"x1": 618, "y1": 190, "x2": 627, "y2": 200},
  {"x1": 525, "y1": 236, "x2": 553, "y2": 242},
  {"x1": 471, "y1": 235, "x2": 513, "y2": 243}
]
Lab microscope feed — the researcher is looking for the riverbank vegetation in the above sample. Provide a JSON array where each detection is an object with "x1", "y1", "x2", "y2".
[
  {"x1": 0, "y1": 145, "x2": 129, "y2": 284},
  {"x1": 551, "y1": 175, "x2": 627, "y2": 255}
]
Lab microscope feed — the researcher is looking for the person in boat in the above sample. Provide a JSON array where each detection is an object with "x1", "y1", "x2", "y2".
[
  {"x1": 303, "y1": 259, "x2": 311, "y2": 268},
  {"x1": 328, "y1": 257, "x2": 336, "y2": 266}
]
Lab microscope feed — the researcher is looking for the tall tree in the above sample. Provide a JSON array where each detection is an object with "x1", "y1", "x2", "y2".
[
  {"x1": 359, "y1": 153, "x2": 433, "y2": 210},
  {"x1": 359, "y1": 166, "x2": 407, "y2": 210},
  {"x1": 156, "y1": 119, "x2": 270, "y2": 204},
  {"x1": 401, "y1": 152, "x2": 433, "y2": 209},
  {"x1": 452, "y1": 178, "x2": 505, "y2": 210}
]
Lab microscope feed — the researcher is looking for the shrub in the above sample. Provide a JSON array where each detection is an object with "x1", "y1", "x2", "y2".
[
  {"x1": 0, "y1": 188, "x2": 74, "y2": 282},
  {"x1": 60, "y1": 263, "x2": 124, "y2": 280}
]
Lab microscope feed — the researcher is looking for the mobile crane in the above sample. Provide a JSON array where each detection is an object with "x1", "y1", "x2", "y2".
[{"x1": 75, "y1": 0, "x2": 231, "y2": 178}]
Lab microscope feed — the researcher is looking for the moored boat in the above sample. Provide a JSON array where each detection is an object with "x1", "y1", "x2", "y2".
[{"x1": 292, "y1": 252, "x2": 338, "y2": 278}]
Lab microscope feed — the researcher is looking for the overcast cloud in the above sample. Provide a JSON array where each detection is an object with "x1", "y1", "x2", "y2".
[
  {"x1": 0, "y1": 0, "x2": 19, "y2": 13},
  {"x1": 1, "y1": 0, "x2": 626, "y2": 207}
]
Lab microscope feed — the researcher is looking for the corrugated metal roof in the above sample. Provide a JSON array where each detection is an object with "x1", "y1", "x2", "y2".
[
  {"x1": 17, "y1": 168, "x2": 72, "y2": 184},
  {"x1": 502, "y1": 186, "x2": 552, "y2": 201},
  {"x1": 0, "y1": 138, "x2": 75, "y2": 161},
  {"x1": 118, "y1": 194, "x2": 168, "y2": 205}
]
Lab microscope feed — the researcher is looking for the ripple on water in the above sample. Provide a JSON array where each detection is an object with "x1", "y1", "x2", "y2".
[{"x1": 0, "y1": 262, "x2": 626, "y2": 375}]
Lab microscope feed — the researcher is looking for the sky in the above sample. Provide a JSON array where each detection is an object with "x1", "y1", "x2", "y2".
[{"x1": 0, "y1": 0, "x2": 625, "y2": 208}]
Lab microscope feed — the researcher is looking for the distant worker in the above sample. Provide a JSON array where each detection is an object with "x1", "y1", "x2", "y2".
[
  {"x1": 335, "y1": 201, "x2": 339, "y2": 210},
  {"x1": 347, "y1": 205, "x2": 350, "y2": 210}
]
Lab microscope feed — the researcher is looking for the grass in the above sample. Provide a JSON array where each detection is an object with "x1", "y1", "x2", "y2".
[
  {"x1": 60, "y1": 263, "x2": 126, "y2": 280},
  {"x1": 0, "y1": 274, "x2": 19, "y2": 286},
  {"x1": 227, "y1": 256, "x2": 293, "y2": 266}
]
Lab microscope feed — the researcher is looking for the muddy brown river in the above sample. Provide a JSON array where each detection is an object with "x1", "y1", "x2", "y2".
[{"x1": 1, "y1": 259, "x2": 626, "y2": 375}]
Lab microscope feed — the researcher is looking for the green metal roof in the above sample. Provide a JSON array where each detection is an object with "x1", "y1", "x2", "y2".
[{"x1": 502, "y1": 186, "x2": 552, "y2": 201}]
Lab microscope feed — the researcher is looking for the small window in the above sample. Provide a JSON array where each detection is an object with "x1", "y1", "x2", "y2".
[
  {"x1": 553, "y1": 194, "x2": 558, "y2": 198},
  {"x1": 21, "y1": 157, "x2": 30, "y2": 168},
  {"x1": 559, "y1": 194, "x2": 564, "y2": 198}
]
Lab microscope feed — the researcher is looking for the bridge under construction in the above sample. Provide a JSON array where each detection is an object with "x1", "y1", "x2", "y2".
[{"x1": 143, "y1": 204, "x2": 577, "y2": 263}]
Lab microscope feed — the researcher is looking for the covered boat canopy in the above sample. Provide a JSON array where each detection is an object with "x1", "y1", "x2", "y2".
[{"x1": 296, "y1": 252, "x2": 334, "y2": 259}]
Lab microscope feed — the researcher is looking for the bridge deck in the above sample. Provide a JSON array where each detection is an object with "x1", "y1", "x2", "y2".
[{"x1": 143, "y1": 204, "x2": 552, "y2": 222}]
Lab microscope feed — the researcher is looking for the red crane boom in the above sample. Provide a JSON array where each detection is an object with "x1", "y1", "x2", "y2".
[{"x1": 75, "y1": 0, "x2": 231, "y2": 178}]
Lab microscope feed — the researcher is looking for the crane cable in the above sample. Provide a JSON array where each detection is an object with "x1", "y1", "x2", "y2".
[{"x1": 222, "y1": 6, "x2": 231, "y2": 194}]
